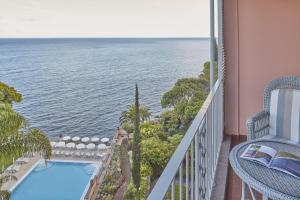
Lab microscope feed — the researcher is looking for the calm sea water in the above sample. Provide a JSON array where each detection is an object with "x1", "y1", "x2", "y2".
[{"x1": 0, "y1": 38, "x2": 209, "y2": 139}]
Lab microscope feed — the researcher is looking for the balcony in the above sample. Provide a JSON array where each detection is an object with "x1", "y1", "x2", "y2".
[
  {"x1": 147, "y1": 77, "x2": 300, "y2": 200},
  {"x1": 147, "y1": 0, "x2": 300, "y2": 199}
]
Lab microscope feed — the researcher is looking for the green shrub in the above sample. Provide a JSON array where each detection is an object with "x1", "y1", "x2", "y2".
[
  {"x1": 165, "y1": 184, "x2": 186, "y2": 200},
  {"x1": 103, "y1": 183, "x2": 116, "y2": 195},
  {"x1": 121, "y1": 123, "x2": 134, "y2": 134},
  {"x1": 124, "y1": 182, "x2": 138, "y2": 200},
  {"x1": 103, "y1": 194, "x2": 113, "y2": 200},
  {"x1": 104, "y1": 174, "x2": 113, "y2": 182}
]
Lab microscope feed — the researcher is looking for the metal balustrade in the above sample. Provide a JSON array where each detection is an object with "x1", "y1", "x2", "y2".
[{"x1": 147, "y1": 79, "x2": 224, "y2": 200}]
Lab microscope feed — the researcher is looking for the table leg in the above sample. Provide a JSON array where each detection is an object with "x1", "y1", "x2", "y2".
[
  {"x1": 248, "y1": 185, "x2": 257, "y2": 200},
  {"x1": 241, "y1": 181, "x2": 248, "y2": 200},
  {"x1": 262, "y1": 195, "x2": 268, "y2": 200}
]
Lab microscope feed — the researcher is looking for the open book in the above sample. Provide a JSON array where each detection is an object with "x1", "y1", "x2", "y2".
[{"x1": 241, "y1": 144, "x2": 300, "y2": 178}]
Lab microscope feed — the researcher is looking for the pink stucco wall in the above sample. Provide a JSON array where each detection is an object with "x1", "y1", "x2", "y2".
[{"x1": 224, "y1": 0, "x2": 300, "y2": 136}]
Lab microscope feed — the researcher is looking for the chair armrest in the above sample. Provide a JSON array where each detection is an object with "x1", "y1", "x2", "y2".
[{"x1": 246, "y1": 111, "x2": 270, "y2": 140}]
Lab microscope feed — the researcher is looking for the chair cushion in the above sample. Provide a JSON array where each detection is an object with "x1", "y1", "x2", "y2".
[{"x1": 270, "y1": 89, "x2": 300, "y2": 143}]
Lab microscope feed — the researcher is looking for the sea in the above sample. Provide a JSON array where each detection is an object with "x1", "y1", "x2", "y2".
[{"x1": 0, "y1": 38, "x2": 209, "y2": 139}]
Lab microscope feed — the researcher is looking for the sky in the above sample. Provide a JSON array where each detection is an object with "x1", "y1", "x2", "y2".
[{"x1": 0, "y1": 0, "x2": 210, "y2": 38}]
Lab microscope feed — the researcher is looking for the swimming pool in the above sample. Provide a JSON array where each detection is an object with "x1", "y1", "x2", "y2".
[{"x1": 10, "y1": 160, "x2": 100, "y2": 200}]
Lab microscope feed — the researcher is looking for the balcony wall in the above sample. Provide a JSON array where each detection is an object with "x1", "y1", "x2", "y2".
[{"x1": 224, "y1": 0, "x2": 300, "y2": 136}]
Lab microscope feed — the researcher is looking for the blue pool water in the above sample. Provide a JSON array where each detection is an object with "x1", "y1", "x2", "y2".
[{"x1": 10, "y1": 161, "x2": 98, "y2": 200}]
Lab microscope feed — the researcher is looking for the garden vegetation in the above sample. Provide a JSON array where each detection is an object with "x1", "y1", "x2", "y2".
[
  {"x1": 121, "y1": 62, "x2": 215, "y2": 199},
  {"x1": 0, "y1": 82, "x2": 51, "y2": 200}
]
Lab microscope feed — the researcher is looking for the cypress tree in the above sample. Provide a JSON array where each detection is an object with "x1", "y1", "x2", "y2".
[{"x1": 132, "y1": 83, "x2": 141, "y2": 191}]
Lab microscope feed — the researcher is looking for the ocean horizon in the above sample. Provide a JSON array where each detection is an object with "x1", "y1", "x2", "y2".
[{"x1": 0, "y1": 38, "x2": 209, "y2": 139}]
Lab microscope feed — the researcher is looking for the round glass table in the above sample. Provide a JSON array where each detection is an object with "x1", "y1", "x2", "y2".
[{"x1": 229, "y1": 139, "x2": 300, "y2": 200}]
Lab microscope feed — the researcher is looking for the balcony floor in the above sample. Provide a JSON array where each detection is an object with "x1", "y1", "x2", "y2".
[{"x1": 226, "y1": 135, "x2": 263, "y2": 200}]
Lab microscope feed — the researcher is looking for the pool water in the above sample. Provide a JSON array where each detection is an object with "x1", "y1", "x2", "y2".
[{"x1": 10, "y1": 161, "x2": 98, "y2": 200}]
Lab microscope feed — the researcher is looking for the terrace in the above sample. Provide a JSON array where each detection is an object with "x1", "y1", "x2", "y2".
[{"x1": 148, "y1": 0, "x2": 300, "y2": 199}]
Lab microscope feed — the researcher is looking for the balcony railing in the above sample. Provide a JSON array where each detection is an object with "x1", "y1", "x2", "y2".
[{"x1": 148, "y1": 79, "x2": 224, "y2": 200}]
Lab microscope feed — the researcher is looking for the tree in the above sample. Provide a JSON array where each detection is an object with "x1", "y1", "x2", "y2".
[
  {"x1": 199, "y1": 61, "x2": 218, "y2": 86},
  {"x1": 119, "y1": 105, "x2": 151, "y2": 127},
  {"x1": 141, "y1": 134, "x2": 182, "y2": 179},
  {"x1": 0, "y1": 82, "x2": 51, "y2": 200},
  {"x1": 132, "y1": 84, "x2": 141, "y2": 191},
  {"x1": 140, "y1": 122, "x2": 167, "y2": 141},
  {"x1": 0, "y1": 82, "x2": 22, "y2": 105},
  {"x1": 160, "y1": 111, "x2": 181, "y2": 135},
  {"x1": 161, "y1": 77, "x2": 208, "y2": 128},
  {"x1": 160, "y1": 61, "x2": 218, "y2": 130}
]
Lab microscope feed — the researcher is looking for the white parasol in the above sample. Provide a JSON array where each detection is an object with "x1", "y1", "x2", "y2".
[
  {"x1": 66, "y1": 142, "x2": 76, "y2": 148},
  {"x1": 72, "y1": 136, "x2": 81, "y2": 142},
  {"x1": 91, "y1": 137, "x2": 100, "y2": 142},
  {"x1": 98, "y1": 144, "x2": 107, "y2": 150},
  {"x1": 81, "y1": 137, "x2": 90, "y2": 143},
  {"x1": 55, "y1": 141, "x2": 66, "y2": 148},
  {"x1": 101, "y1": 138, "x2": 109, "y2": 143},
  {"x1": 86, "y1": 143, "x2": 96, "y2": 150},
  {"x1": 76, "y1": 143, "x2": 86, "y2": 150},
  {"x1": 62, "y1": 136, "x2": 71, "y2": 141}
]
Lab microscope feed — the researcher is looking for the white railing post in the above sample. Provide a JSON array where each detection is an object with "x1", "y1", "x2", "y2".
[
  {"x1": 210, "y1": 0, "x2": 215, "y2": 90},
  {"x1": 180, "y1": 163, "x2": 183, "y2": 200},
  {"x1": 195, "y1": 132, "x2": 199, "y2": 200},
  {"x1": 218, "y1": 0, "x2": 224, "y2": 81},
  {"x1": 191, "y1": 141, "x2": 194, "y2": 200},
  {"x1": 186, "y1": 152, "x2": 189, "y2": 200},
  {"x1": 171, "y1": 179, "x2": 175, "y2": 200}
]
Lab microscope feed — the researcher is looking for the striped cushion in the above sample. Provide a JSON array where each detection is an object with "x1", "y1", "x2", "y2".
[{"x1": 270, "y1": 89, "x2": 300, "y2": 143}]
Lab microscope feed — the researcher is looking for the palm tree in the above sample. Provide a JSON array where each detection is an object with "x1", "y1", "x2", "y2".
[
  {"x1": 119, "y1": 104, "x2": 151, "y2": 126},
  {"x1": 139, "y1": 106, "x2": 151, "y2": 122},
  {"x1": 0, "y1": 82, "x2": 51, "y2": 199}
]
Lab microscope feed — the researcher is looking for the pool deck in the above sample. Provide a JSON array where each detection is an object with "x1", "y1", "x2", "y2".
[
  {"x1": 1, "y1": 155, "x2": 40, "y2": 191},
  {"x1": 0, "y1": 151, "x2": 108, "y2": 192}
]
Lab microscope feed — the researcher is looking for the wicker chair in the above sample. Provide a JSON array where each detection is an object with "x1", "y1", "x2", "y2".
[{"x1": 246, "y1": 76, "x2": 300, "y2": 140}]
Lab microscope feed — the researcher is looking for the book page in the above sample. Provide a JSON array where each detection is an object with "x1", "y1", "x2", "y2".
[
  {"x1": 241, "y1": 144, "x2": 277, "y2": 166},
  {"x1": 270, "y1": 152, "x2": 300, "y2": 178}
]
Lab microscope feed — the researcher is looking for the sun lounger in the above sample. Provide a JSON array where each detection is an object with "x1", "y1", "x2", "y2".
[
  {"x1": 63, "y1": 151, "x2": 69, "y2": 156},
  {"x1": 95, "y1": 152, "x2": 104, "y2": 159},
  {"x1": 85, "y1": 152, "x2": 91, "y2": 158},
  {"x1": 15, "y1": 158, "x2": 29, "y2": 165},
  {"x1": 80, "y1": 152, "x2": 86, "y2": 157},
  {"x1": 6, "y1": 165, "x2": 20, "y2": 173},
  {"x1": 75, "y1": 151, "x2": 81, "y2": 157},
  {"x1": 91, "y1": 152, "x2": 95, "y2": 158},
  {"x1": 53, "y1": 150, "x2": 59, "y2": 156},
  {"x1": 0, "y1": 175, "x2": 11, "y2": 183},
  {"x1": 88, "y1": 152, "x2": 95, "y2": 158},
  {"x1": 57, "y1": 151, "x2": 63, "y2": 156},
  {"x1": 6, "y1": 165, "x2": 14, "y2": 172},
  {"x1": 66, "y1": 151, "x2": 73, "y2": 157},
  {"x1": 79, "y1": 152, "x2": 86, "y2": 158},
  {"x1": 14, "y1": 166, "x2": 21, "y2": 172},
  {"x1": 89, "y1": 152, "x2": 95, "y2": 159},
  {"x1": 24, "y1": 152, "x2": 35, "y2": 158}
]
